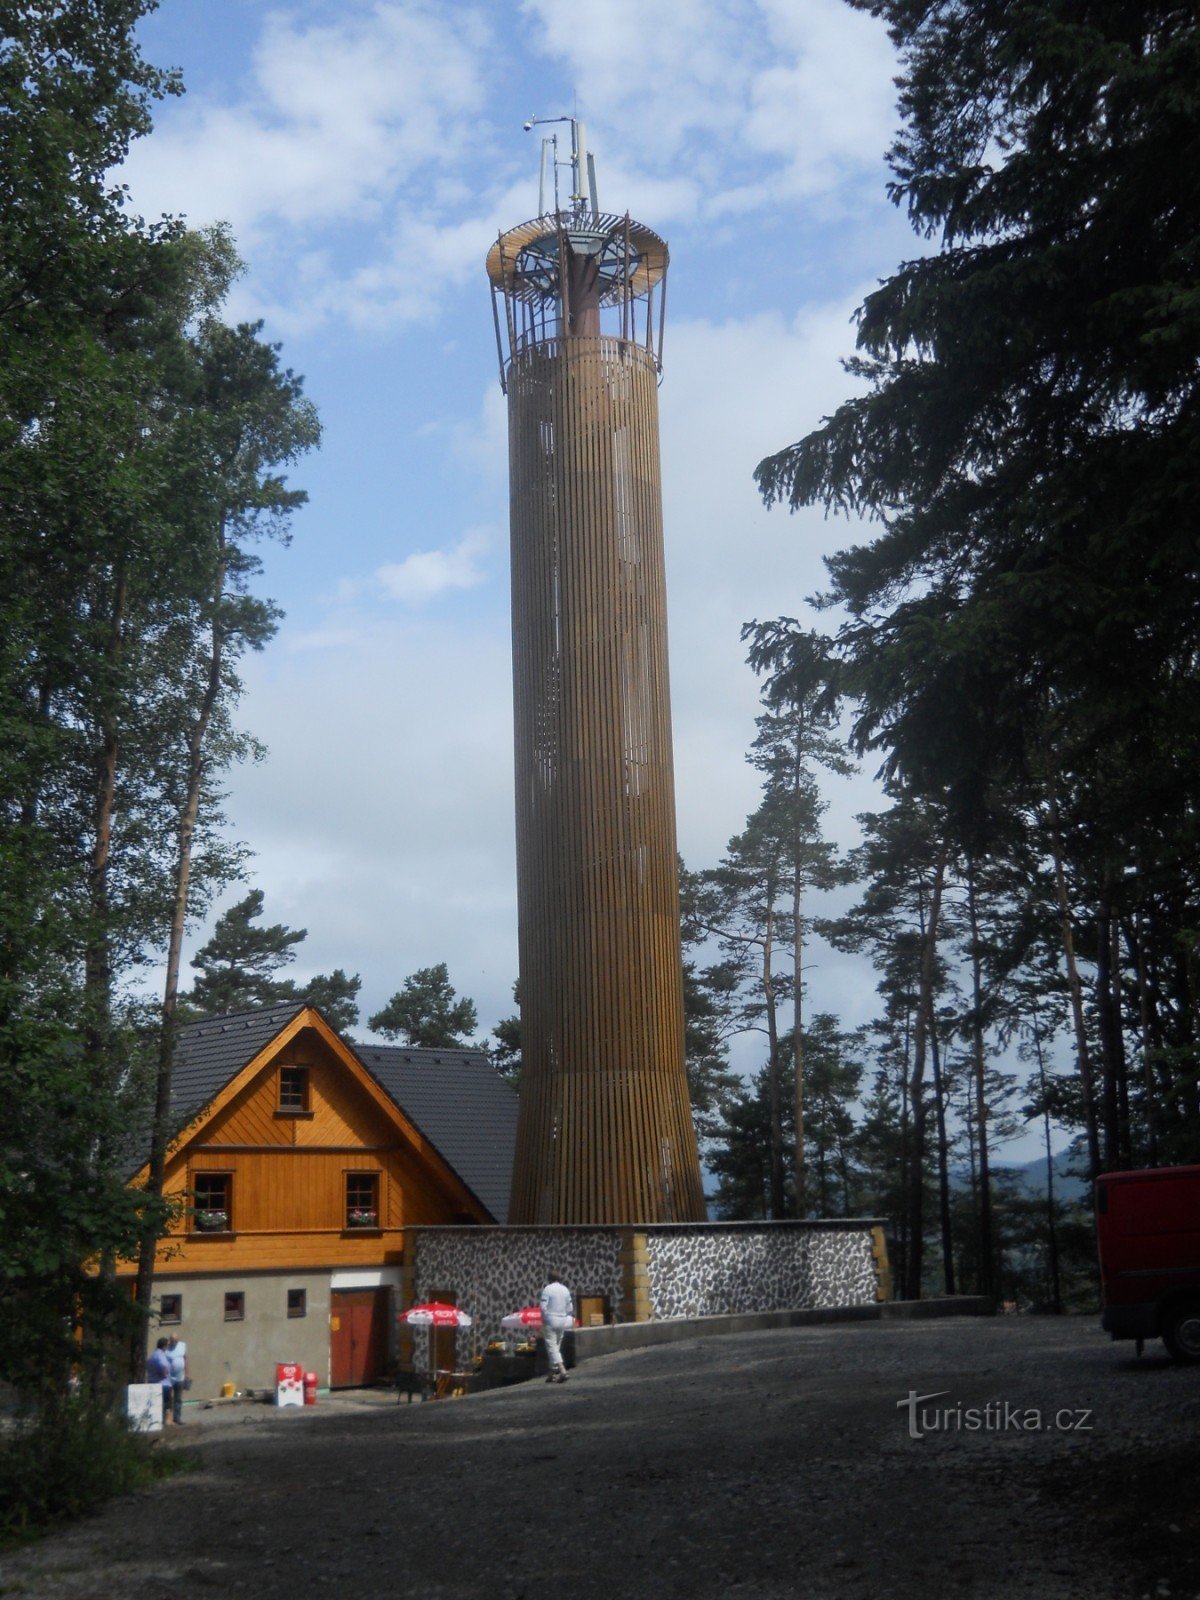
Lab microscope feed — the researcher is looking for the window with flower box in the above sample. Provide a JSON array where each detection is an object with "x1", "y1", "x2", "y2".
[
  {"x1": 192, "y1": 1172, "x2": 232, "y2": 1234},
  {"x1": 345, "y1": 1172, "x2": 380, "y2": 1230}
]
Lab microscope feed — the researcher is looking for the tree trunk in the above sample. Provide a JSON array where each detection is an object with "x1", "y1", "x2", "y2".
[
  {"x1": 1044, "y1": 786, "x2": 1102, "y2": 1177},
  {"x1": 904, "y1": 834, "x2": 949, "y2": 1300},
  {"x1": 83, "y1": 561, "x2": 127, "y2": 1085},
  {"x1": 1030, "y1": 1002, "x2": 1062, "y2": 1314},
  {"x1": 761, "y1": 883, "x2": 785, "y2": 1219},
  {"x1": 966, "y1": 859, "x2": 995, "y2": 1301},
  {"x1": 1126, "y1": 911, "x2": 1159, "y2": 1166},
  {"x1": 927, "y1": 1007, "x2": 956, "y2": 1295},
  {"x1": 791, "y1": 853, "x2": 805, "y2": 1218},
  {"x1": 129, "y1": 538, "x2": 227, "y2": 1381},
  {"x1": 1095, "y1": 872, "x2": 1125, "y2": 1168}
]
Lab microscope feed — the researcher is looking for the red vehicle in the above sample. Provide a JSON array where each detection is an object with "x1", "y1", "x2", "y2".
[{"x1": 1096, "y1": 1164, "x2": 1200, "y2": 1361}]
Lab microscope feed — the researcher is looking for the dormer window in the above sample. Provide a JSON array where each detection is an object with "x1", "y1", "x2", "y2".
[{"x1": 278, "y1": 1065, "x2": 310, "y2": 1114}]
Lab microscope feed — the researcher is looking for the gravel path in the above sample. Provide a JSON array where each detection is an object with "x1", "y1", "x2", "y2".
[{"x1": 2, "y1": 1316, "x2": 1197, "y2": 1600}]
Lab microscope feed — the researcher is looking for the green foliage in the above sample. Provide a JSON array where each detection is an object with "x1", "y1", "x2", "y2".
[
  {"x1": 369, "y1": 963, "x2": 479, "y2": 1048},
  {"x1": 708, "y1": 1015, "x2": 864, "y2": 1219},
  {"x1": 0, "y1": 1400, "x2": 192, "y2": 1543},
  {"x1": 681, "y1": 960, "x2": 739, "y2": 1151},
  {"x1": 285, "y1": 968, "x2": 362, "y2": 1033},
  {"x1": 184, "y1": 890, "x2": 361, "y2": 1027},
  {"x1": 739, "y1": 0, "x2": 1200, "y2": 1287},
  {"x1": 187, "y1": 889, "x2": 306, "y2": 1013},
  {"x1": 0, "y1": 0, "x2": 319, "y2": 1467},
  {"x1": 489, "y1": 982, "x2": 522, "y2": 1087}
]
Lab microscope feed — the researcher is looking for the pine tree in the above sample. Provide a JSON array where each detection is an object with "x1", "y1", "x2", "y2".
[
  {"x1": 186, "y1": 889, "x2": 306, "y2": 1014},
  {"x1": 369, "y1": 964, "x2": 479, "y2": 1049}
]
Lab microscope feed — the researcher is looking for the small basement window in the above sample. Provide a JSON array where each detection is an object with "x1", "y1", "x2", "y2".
[
  {"x1": 160, "y1": 1293, "x2": 182, "y2": 1324},
  {"x1": 193, "y1": 1172, "x2": 232, "y2": 1233},
  {"x1": 224, "y1": 1291, "x2": 245, "y2": 1322},
  {"x1": 278, "y1": 1065, "x2": 310, "y2": 1113},
  {"x1": 287, "y1": 1289, "x2": 307, "y2": 1318},
  {"x1": 345, "y1": 1172, "x2": 380, "y2": 1229}
]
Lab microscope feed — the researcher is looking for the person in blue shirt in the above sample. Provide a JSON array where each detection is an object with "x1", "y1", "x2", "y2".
[{"x1": 146, "y1": 1338, "x2": 173, "y2": 1425}]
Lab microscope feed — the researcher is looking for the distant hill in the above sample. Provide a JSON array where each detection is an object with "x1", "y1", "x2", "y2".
[{"x1": 991, "y1": 1148, "x2": 1090, "y2": 1205}]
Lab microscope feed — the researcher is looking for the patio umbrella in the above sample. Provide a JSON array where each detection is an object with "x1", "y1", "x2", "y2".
[
  {"x1": 402, "y1": 1302, "x2": 473, "y2": 1385},
  {"x1": 403, "y1": 1302, "x2": 473, "y2": 1328},
  {"x1": 500, "y1": 1306, "x2": 543, "y2": 1330},
  {"x1": 499, "y1": 1306, "x2": 582, "y2": 1331}
]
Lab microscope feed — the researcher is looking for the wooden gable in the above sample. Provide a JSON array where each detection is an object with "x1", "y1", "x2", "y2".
[{"x1": 134, "y1": 1008, "x2": 490, "y2": 1276}]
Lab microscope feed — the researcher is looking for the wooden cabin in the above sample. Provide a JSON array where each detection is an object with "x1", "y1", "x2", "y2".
[{"x1": 125, "y1": 1004, "x2": 517, "y2": 1399}]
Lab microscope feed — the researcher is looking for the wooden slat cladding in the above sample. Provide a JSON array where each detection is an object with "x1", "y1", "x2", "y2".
[
  {"x1": 141, "y1": 1020, "x2": 491, "y2": 1274},
  {"x1": 506, "y1": 335, "x2": 705, "y2": 1224}
]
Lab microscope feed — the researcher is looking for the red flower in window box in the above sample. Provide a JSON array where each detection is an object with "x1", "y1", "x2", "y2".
[{"x1": 347, "y1": 1208, "x2": 378, "y2": 1228}]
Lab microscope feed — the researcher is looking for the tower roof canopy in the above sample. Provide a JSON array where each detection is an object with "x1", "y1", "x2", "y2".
[{"x1": 487, "y1": 211, "x2": 668, "y2": 307}]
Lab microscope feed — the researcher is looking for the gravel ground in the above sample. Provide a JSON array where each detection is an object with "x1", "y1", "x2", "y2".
[{"x1": 1, "y1": 1315, "x2": 1197, "y2": 1600}]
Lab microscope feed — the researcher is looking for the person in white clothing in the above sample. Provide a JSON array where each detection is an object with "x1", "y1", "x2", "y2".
[
  {"x1": 539, "y1": 1276, "x2": 574, "y2": 1384},
  {"x1": 166, "y1": 1333, "x2": 190, "y2": 1424}
]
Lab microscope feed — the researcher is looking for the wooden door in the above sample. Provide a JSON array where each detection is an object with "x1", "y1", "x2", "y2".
[
  {"x1": 430, "y1": 1289, "x2": 459, "y2": 1375},
  {"x1": 578, "y1": 1294, "x2": 609, "y2": 1328},
  {"x1": 330, "y1": 1288, "x2": 388, "y2": 1388}
]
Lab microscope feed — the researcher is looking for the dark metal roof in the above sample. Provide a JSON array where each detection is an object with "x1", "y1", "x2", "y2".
[
  {"x1": 171, "y1": 1005, "x2": 308, "y2": 1129},
  {"x1": 152, "y1": 1007, "x2": 517, "y2": 1223},
  {"x1": 355, "y1": 1044, "x2": 518, "y2": 1225}
]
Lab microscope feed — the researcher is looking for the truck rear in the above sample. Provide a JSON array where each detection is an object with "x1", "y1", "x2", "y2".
[{"x1": 1096, "y1": 1164, "x2": 1200, "y2": 1361}]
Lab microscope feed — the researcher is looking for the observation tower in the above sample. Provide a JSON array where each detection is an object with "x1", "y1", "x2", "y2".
[{"x1": 488, "y1": 119, "x2": 705, "y2": 1225}]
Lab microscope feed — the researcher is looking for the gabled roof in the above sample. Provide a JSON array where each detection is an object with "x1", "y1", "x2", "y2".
[
  {"x1": 170, "y1": 1005, "x2": 307, "y2": 1128},
  {"x1": 159, "y1": 1006, "x2": 517, "y2": 1223},
  {"x1": 355, "y1": 1045, "x2": 519, "y2": 1226}
]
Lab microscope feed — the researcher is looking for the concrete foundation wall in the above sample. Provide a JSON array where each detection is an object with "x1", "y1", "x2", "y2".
[{"x1": 149, "y1": 1271, "x2": 332, "y2": 1402}]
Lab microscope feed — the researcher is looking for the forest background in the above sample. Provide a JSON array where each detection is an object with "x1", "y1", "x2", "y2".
[{"x1": 1, "y1": 0, "x2": 1197, "y2": 1531}]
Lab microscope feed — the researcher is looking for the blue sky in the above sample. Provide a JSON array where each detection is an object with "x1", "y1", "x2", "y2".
[{"x1": 121, "y1": 0, "x2": 932, "y2": 1077}]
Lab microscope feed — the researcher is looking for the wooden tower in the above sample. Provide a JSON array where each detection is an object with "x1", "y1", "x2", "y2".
[{"x1": 488, "y1": 119, "x2": 705, "y2": 1224}]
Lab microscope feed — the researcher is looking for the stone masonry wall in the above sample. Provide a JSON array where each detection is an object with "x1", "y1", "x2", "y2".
[
  {"x1": 644, "y1": 1224, "x2": 878, "y2": 1319},
  {"x1": 407, "y1": 1222, "x2": 885, "y2": 1371},
  {"x1": 408, "y1": 1228, "x2": 624, "y2": 1373}
]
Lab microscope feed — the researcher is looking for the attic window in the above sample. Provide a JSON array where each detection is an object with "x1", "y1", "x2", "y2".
[{"x1": 278, "y1": 1066, "x2": 310, "y2": 1114}]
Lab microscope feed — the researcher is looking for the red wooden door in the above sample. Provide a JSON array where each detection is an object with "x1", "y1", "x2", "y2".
[{"x1": 330, "y1": 1288, "x2": 388, "y2": 1387}]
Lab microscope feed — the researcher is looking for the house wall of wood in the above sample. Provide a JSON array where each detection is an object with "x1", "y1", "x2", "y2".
[{"x1": 127, "y1": 1015, "x2": 489, "y2": 1400}]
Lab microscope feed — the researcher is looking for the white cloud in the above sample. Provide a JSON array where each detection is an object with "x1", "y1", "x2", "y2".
[
  {"x1": 520, "y1": 0, "x2": 897, "y2": 218},
  {"x1": 214, "y1": 609, "x2": 518, "y2": 1032},
  {"x1": 125, "y1": 4, "x2": 488, "y2": 237},
  {"x1": 659, "y1": 298, "x2": 875, "y2": 867},
  {"x1": 120, "y1": 0, "x2": 898, "y2": 333},
  {"x1": 374, "y1": 529, "x2": 491, "y2": 604}
]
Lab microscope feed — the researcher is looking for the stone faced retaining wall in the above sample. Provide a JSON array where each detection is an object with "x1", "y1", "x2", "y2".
[
  {"x1": 406, "y1": 1221, "x2": 887, "y2": 1369},
  {"x1": 408, "y1": 1227, "x2": 625, "y2": 1370},
  {"x1": 644, "y1": 1223, "x2": 879, "y2": 1319}
]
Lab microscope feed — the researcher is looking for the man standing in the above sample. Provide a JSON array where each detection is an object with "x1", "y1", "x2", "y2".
[
  {"x1": 147, "y1": 1338, "x2": 173, "y2": 1426},
  {"x1": 539, "y1": 1274, "x2": 574, "y2": 1384},
  {"x1": 166, "y1": 1332, "x2": 190, "y2": 1424}
]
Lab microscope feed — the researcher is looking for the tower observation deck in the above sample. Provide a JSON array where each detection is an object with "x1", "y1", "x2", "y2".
[{"x1": 488, "y1": 120, "x2": 705, "y2": 1225}]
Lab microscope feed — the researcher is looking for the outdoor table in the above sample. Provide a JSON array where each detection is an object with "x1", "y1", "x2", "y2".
[{"x1": 434, "y1": 1369, "x2": 473, "y2": 1400}]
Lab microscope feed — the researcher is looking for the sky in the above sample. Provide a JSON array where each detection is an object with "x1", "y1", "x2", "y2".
[{"x1": 118, "y1": 0, "x2": 984, "y2": 1119}]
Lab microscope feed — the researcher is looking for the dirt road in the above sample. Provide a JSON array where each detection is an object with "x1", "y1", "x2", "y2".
[{"x1": 2, "y1": 1316, "x2": 1197, "y2": 1599}]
